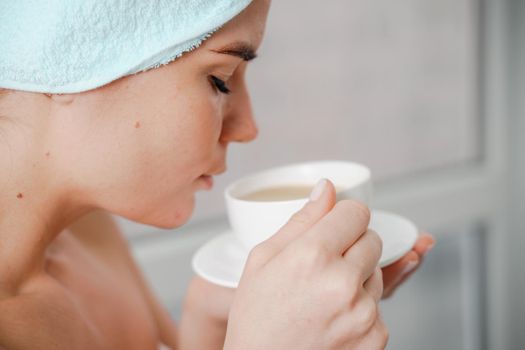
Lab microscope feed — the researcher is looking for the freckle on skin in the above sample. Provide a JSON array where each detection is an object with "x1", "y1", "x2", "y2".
[
  {"x1": 45, "y1": 151, "x2": 50, "y2": 158},
  {"x1": 16, "y1": 193, "x2": 23, "y2": 199},
  {"x1": 134, "y1": 121, "x2": 141, "y2": 128}
]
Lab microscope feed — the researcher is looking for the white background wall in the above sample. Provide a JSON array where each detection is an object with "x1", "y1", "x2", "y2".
[{"x1": 507, "y1": 0, "x2": 525, "y2": 346}]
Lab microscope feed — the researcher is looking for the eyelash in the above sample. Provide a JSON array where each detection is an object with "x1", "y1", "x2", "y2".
[{"x1": 210, "y1": 75, "x2": 231, "y2": 95}]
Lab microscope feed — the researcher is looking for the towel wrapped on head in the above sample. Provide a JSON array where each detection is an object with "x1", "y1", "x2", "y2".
[{"x1": 0, "y1": 0, "x2": 253, "y2": 94}]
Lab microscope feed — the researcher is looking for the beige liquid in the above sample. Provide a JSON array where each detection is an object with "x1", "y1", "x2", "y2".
[{"x1": 240, "y1": 184, "x2": 345, "y2": 201}]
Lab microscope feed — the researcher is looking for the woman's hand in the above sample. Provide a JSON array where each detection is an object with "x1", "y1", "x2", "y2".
[
  {"x1": 381, "y1": 233, "x2": 435, "y2": 299},
  {"x1": 224, "y1": 179, "x2": 389, "y2": 350}
]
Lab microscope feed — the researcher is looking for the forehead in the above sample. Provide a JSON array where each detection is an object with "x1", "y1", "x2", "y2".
[{"x1": 202, "y1": 0, "x2": 270, "y2": 52}]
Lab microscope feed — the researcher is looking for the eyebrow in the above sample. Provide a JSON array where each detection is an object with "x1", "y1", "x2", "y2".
[{"x1": 210, "y1": 42, "x2": 258, "y2": 61}]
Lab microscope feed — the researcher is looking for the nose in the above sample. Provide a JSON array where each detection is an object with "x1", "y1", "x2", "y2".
[{"x1": 219, "y1": 82, "x2": 259, "y2": 144}]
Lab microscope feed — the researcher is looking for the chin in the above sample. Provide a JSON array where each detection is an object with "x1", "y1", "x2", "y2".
[
  {"x1": 148, "y1": 196, "x2": 196, "y2": 229},
  {"x1": 114, "y1": 188, "x2": 197, "y2": 230}
]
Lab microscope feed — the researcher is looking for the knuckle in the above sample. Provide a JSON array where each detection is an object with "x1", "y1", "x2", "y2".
[
  {"x1": 289, "y1": 208, "x2": 312, "y2": 226},
  {"x1": 366, "y1": 229, "x2": 383, "y2": 258},
  {"x1": 368, "y1": 229, "x2": 383, "y2": 249},
  {"x1": 320, "y1": 265, "x2": 360, "y2": 305},
  {"x1": 377, "y1": 319, "x2": 390, "y2": 347},
  {"x1": 346, "y1": 285, "x2": 362, "y2": 309},
  {"x1": 304, "y1": 264, "x2": 353, "y2": 303},
  {"x1": 317, "y1": 219, "x2": 345, "y2": 240},
  {"x1": 355, "y1": 297, "x2": 378, "y2": 334},
  {"x1": 345, "y1": 271, "x2": 362, "y2": 303},
  {"x1": 325, "y1": 273, "x2": 353, "y2": 302},
  {"x1": 246, "y1": 242, "x2": 271, "y2": 267},
  {"x1": 294, "y1": 239, "x2": 330, "y2": 267},
  {"x1": 336, "y1": 200, "x2": 371, "y2": 229},
  {"x1": 375, "y1": 268, "x2": 385, "y2": 296},
  {"x1": 348, "y1": 199, "x2": 371, "y2": 223}
]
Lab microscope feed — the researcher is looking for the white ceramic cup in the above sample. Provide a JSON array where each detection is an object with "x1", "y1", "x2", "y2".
[{"x1": 224, "y1": 160, "x2": 373, "y2": 250}]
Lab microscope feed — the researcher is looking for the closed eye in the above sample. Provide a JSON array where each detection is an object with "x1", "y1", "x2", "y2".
[{"x1": 210, "y1": 75, "x2": 231, "y2": 94}]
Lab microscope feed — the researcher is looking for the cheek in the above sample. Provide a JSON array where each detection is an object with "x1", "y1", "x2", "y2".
[
  {"x1": 121, "y1": 109, "x2": 220, "y2": 228},
  {"x1": 70, "y1": 85, "x2": 222, "y2": 228},
  {"x1": 81, "y1": 119, "x2": 205, "y2": 229},
  {"x1": 125, "y1": 99, "x2": 219, "y2": 193},
  {"x1": 131, "y1": 92, "x2": 221, "y2": 169},
  {"x1": 168, "y1": 97, "x2": 223, "y2": 164}
]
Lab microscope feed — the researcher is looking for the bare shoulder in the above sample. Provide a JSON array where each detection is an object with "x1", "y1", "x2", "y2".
[
  {"x1": 66, "y1": 210, "x2": 179, "y2": 348},
  {"x1": 0, "y1": 211, "x2": 127, "y2": 350},
  {"x1": 0, "y1": 276, "x2": 104, "y2": 350},
  {"x1": 0, "y1": 211, "x2": 170, "y2": 350}
]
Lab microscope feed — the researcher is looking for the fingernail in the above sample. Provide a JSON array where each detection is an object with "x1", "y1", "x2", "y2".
[
  {"x1": 402, "y1": 260, "x2": 418, "y2": 275},
  {"x1": 309, "y1": 178, "x2": 327, "y2": 202}
]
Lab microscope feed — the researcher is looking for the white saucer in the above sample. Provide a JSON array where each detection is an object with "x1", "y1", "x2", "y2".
[{"x1": 192, "y1": 210, "x2": 418, "y2": 288}]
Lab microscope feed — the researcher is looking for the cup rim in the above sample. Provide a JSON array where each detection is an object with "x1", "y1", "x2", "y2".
[{"x1": 224, "y1": 159, "x2": 371, "y2": 204}]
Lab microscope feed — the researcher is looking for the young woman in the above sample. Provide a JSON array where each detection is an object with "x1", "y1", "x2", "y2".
[{"x1": 0, "y1": 0, "x2": 434, "y2": 348}]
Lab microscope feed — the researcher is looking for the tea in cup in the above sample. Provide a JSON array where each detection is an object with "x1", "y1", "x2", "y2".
[{"x1": 224, "y1": 160, "x2": 373, "y2": 250}]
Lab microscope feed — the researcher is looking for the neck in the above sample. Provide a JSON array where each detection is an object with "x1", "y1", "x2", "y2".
[
  {"x1": 0, "y1": 93, "x2": 94, "y2": 297},
  {"x1": 0, "y1": 167, "x2": 92, "y2": 297},
  {"x1": 0, "y1": 188, "x2": 92, "y2": 296}
]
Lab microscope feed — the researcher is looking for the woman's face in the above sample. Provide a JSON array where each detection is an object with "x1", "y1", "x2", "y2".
[{"x1": 49, "y1": 0, "x2": 271, "y2": 228}]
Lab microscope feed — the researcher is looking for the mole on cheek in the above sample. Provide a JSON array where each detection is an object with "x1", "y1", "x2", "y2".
[
  {"x1": 16, "y1": 193, "x2": 23, "y2": 199},
  {"x1": 134, "y1": 121, "x2": 141, "y2": 128},
  {"x1": 45, "y1": 151, "x2": 50, "y2": 158}
]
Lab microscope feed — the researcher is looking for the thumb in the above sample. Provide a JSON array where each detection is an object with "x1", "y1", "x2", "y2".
[{"x1": 264, "y1": 178, "x2": 337, "y2": 253}]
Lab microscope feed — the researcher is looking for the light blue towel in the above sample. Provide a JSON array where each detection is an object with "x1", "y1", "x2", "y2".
[{"x1": 0, "y1": 0, "x2": 253, "y2": 93}]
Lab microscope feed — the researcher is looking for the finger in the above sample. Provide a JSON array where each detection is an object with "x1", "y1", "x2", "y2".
[
  {"x1": 262, "y1": 178, "x2": 337, "y2": 256},
  {"x1": 386, "y1": 249, "x2": 430, "y2": 297},
  {"x1": 381, "y1": 251, "x2": 419, "y2": 290},
  {"x1": 343, "y1": 229, "x2": 382, "y2": 282},
  {"x1": 389, "y1": 261, "x2": 423, "y2": 296},
  {"x1": 363, "y1": 267, "x2": 383, "y2": 303},
  {"x1": 392, "y1": 234, "x2": 435, "y2": 287},
  {"x1": 306, "y1": 198, "x2": 371, "y2": 256},
  {"x1": 412, "y1": 233, "x2": 435, "y2": 257},
  {"x1": 381, "y1": 235, "x2": 435, "y2": 298}
]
